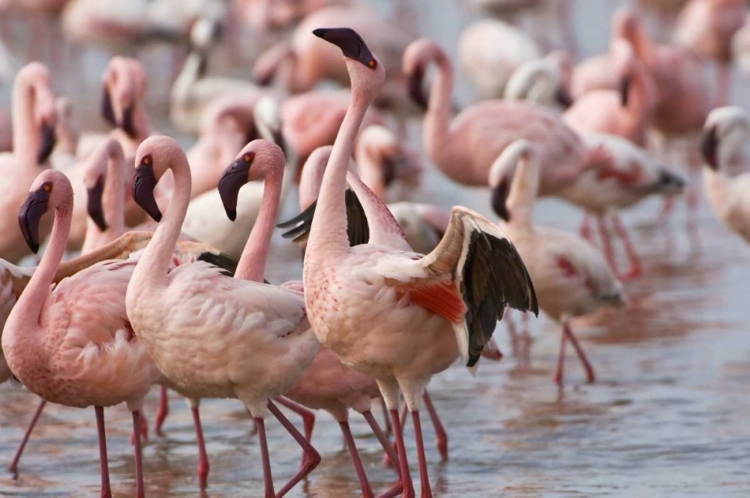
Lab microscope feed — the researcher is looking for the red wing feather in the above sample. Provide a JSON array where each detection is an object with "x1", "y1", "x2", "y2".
[{"x1": 396, "y1": 281, "x2": 466, "y2": 323}]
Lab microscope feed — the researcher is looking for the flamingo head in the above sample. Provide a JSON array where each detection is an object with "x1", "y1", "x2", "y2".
[
  {"x1": 101, "y1": 57, "x2": 146, "y2": 139},
  {"x1": 19, "y1": 170, "x2": 72, "y2": 253},
  {"x1": 313, "y1": 27, "x2": 386, "y2": 103},
  {"x1": 701, "y1": 106, "x2": 750, "y2": 171},
  {"x1": 487, "y1": 139, "x2": 537, "y2": 222},
  {"x1": 133, "y1": 136, "x2": 184, "y2": 222}
]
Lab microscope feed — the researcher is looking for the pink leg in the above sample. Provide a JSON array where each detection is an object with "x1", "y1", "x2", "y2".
[
  {"x1": 597, "y1": 216, "x2": 619, "y2": 275},
  {"x1": 154, "y1": 385, "x2": 169, "y2": 436},
  {"x1": 381, "y1": 398, "x2": 392, "y2": 436},
  {"x1": 715, "y1": 63, "x2": 731, "y2": 107},
  {"x1": 390, "y1": 409, "x2": 414, "y2": 497},
  {"x1": 268, "y1": 399, "x2": 321, "y2": 497},
  {"x1": 362, "y1": 410, "x2": 403, "y2": 498},
  {"x1": 254, "y1": 417, "x2": 275, "y2": 498},
  {"x1": 383, "y1": 402, "x2": 409, "y2": 467},
  {"x1": 658, "y1": 195, "x2": 676, "y2": 225},
  {"x1": 130, "y1": 410, "x2": 148, "y2": 445},
  {"x1": 579, "y1": 213, "x2": 593, "y2": 242},
  {"x1": 273, "y1": 396, "x2": 316, "y2": 441},
  {"x1": 131, "y1": 411, "x2": 145, "y2": 498},
  {"x1": 339, "y1": 420, "x2": 374, "y2": 498},
  {"x1": 411, "y1": 411, "x2": 432, "y2": 497},
  {"x1": 564, "y1": 321, "x2": 595, "y2": 383},
  {"x1": 553, "y1": 325, "x2": 568, "y2": 385},
  {"x1": 8, "y1": 399, "x2": 46, "y2": 475},
  {"x1": 191, "y1": 406, "x2": 210, "y2": 489},
  {"x1": 686, "y1": 182, "x2": 700, "y2": 232},
  {"x1": 95, "y1": 406, "x2": 112, "y2": 498},
  {"x1": 612, "y1": 214, "x2": 641, "y2": 280},
  {"x1": 422, "y1": 392, "x2": 448, "y2": 461}
]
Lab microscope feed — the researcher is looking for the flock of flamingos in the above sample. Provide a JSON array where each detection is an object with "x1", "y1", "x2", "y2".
[{"x1": 1, "y1": 0, "x2": 750, "y2": 496}]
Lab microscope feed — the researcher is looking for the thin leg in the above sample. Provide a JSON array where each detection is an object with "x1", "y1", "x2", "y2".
[
  {"x1": 255, "y1": 417, "x2": 275, "y2": 498},
  {"x1": 564, "y1": 322, "x2": 596, "y2": 383},
  {"x1": 95, "y1": 406, "x2": 112, "y2": 498},
  {"x1": 422, "y1": 392, "x2": 448, "y2": 461},
  {"x1": 658, "y1": 195, "x2": 675, "y2": 225},
  {"x1": 191, "y1": 406, "x2": 210, "y2": 489},
  {"x1": 391, "y1": 409, "x2": 414, "y2": 497},
  {"x1": 411, "y1": 411, "x2": 432, "y2": 498},
  {"x1": 363, "y1": 410, "x2": 403, "y2": 498},
  {"x1": 553, "y1": 325, "x2": 568, "y2": 385},
  {"x1": 8, "y1": 399, "x2": 46, "y2": 475},
  {"x1": 612, "y1": 214, "x2": 641, "y2": 280},
  {"x1": 268, "y1": 399, "x2": 321, "y2": 497},
  {"x1": 579, "y1": 213, "x2": 593, "y2": 242},
  {"x1": 383, "y1": 402, "x2": 409, "y2": 467},
  {"x1": 273, "y1": 396, "x2": 316, "y2": 441},
  {"x1": 132, "y1": 411, "x2": 145, "y2": 498},
  {"x1": 339, "y1": 420, "x2": 374, "y2": 498},
  {"x1": 381, "y1": 398, "x2": 392, "y2": 436},
  {"x1": 154, "y1": 385, "x2": 169, "y2": 436},
  {"x1": 686, "y1": 181, "x2": 700, "y2": 232},
  {"x1": 597, "y1": 216, "x2": 619, "y2": 275}
]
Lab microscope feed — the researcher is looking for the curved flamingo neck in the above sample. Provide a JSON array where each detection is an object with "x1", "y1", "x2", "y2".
[
  {"x1": 421, "y1": 48, "x2": 454, "y2": 162},
  {"x1": 12, "y1": 74, "x2": 43, "y2": 164},
  {"x1": 506, "y1": 155, "x2": 540, "y2": 230},
  {"x1": 306, "y1": 90, "x2": 372, "y2": 256},
  {"x1": 623, "y1": 23, "x2": 657, "y2": 68},
  {"x1": 354, "y1": 140, "x2": 386, "y2": 200},
  {"x1": 236, "y1": 166, "x2": 283, "y2": 282}
]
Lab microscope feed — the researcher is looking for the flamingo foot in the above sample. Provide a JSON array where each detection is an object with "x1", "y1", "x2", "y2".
[
  {"x1": 268, "y1": 400, "x2": 321, "y2": 497},
  {"x1": 564, "y1": 322, "x2": 596, "y2": 384},
  {"x1": 8, "y1": 399, "x2": 47, "y2": 476}
]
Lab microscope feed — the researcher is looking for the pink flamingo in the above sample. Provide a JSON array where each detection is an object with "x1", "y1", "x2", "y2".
[
  {"x1": 3, "y1": 169, "x2": 161, "y2": 498},
  {"x1": 403, "y1": 37, "x2": 607, "y2": 195},
  {"x1": 126, "y1": 135, "x2": 321, "y2": 497},
  {"x1": 489, "y1": 139, "x2": 626, "y2": 384},
  {"x1": 0, "y1": 62, "x2": 57, "y2": 264},
  {"x1": 673, "y1": 0, "x2": 747, "y2": 106},
  {"x1": 301, "y1": 28, "x2": 537, "y2": 496},
  {"x1": 700, "y1": 106, "x2": 750, "y2": 242}
]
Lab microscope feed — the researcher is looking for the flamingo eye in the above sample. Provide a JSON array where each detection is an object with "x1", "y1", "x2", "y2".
[
  {"x1": 368, "y1": 59, "x2": 377, "y2": 69},
  {"x1": 42, "y1": 182, "x2": 52, "y2": 192}
]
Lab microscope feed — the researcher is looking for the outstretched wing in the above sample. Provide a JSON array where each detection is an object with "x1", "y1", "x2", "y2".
[{"x1": 396, "y1": 207, "x2": 538, "y2": 367}]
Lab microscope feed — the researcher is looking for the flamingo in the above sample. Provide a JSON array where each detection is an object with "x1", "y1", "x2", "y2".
[
  {"x1": 0, "y1": 62, "x2": 57, "y2": 264},
  {"x1": 126, "y1": 135, "x2": 321, "y2": 497},
  {"x1": 503, "y1": 53, "x2": 573, "y2": 109},
  {"x1": 403, "y1": 37, "x2": 608, "y2": 195},
  {"x1": 300, "y1": 27, "x2": 537, "y2": 496},
  {"x1": 489, "y1": 139, "x2": 626, "y2": 384},
  {"x1": 673, "y1": 0, "x2": 747, "y2": 106},
  {"x1": 699, "y1": 106, "x2": 750, "y2": 242},
  {"x1": 3, "y1": 169, "x2": 161, "y2": 498}
]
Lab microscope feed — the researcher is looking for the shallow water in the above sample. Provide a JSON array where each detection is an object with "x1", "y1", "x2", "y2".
[{"x1": 3, "y1": 0, "x2": 750, "y2": 496}]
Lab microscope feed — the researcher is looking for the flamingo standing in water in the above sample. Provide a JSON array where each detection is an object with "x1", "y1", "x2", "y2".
[
  {"x1": 126, "y1": 136, "x2": 321, "y2": 497},
  {"x1": 300, "y1": 28, "x2": 537, "y2": 496},
  {"x1": 0, "y1": 62, "x2": 57, "y2": 263},
  {"x1": 3, "y1": 170, "x2": 161, "y2": 498},
  {"x1": 489, "y1": 139, "x2": 626, "y2": 384}
]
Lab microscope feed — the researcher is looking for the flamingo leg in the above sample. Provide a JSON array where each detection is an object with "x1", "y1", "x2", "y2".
[
  {"x1": 596, "y1": 216, "x2": 619, "y2": 275},
  {"x1": 612, "y1": 214, "x2": 641, "y2": 280},
  {"x1": 422, "y1": 392, "x2": 448, "y2": 462},
  {"x1": 339, "y1": 420, "x2": 374, "y2": 498},
  {"x1": 381, "y1": 398, "x2": 392, "y2": 436},
  {"x1": 579, "y1": 213, "x2": 593, "y2": 242},
  {"x1": 411, "y1": 411, "x2": 432, "y2": 497},
  {"x1": 564, "y1": 321, "x2": 596, "y2": 383},
  {"x1": 8, "y1": 399, "x2": 46, "y2": 475},
  {"x1": 658, "y1": 195, "x2": 676, "y2": 225},
  {"x1": 362, "y1": 410, "x2": 403, "y2": 498},
  {"x1": 715, "y1": 63, "x2": 731, "y2": 107},
  {"x1": 95, "y1": 406, "x2": 112, "y2": 498},
  {"x1": 273, "y1": 395, "x2": 316, "y2": 441},
  {"x1": 553, "y1": 324, "x2": 569, "y2": 385},
  {"x1": 131, "y1": 411, "x2": 145, "y2": 498},
  {"x1": 390, "y1": 409, "x2": 414, "y2": 497},
  {"x1": 154, "y1": 385, "x2": 169, "y2": 436},
  {"x1": 267, "y1": 399, "x2": 321, "y2": 497},
  {"x1": 383, "y1": 402, "x2": 409, "y2": 467},
  {"x1": 254, "y1": 417, "x2": 275, "y2": 498},
  {"x1": 191, "y1": 406, "x2": 210, "y2": 489}
]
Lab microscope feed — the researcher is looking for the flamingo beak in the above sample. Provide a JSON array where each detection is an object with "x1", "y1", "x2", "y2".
[
  {"x1": 490, "y1": 180, "x2": 511, "y2": 221},
  {"x1": 619, "y1": 77, "x2": 630, "y2": 107},
  {"x1": 407, "y1": 63, "x2": 428, "y2": 110},
  {"x1": 86, "y1": 176, "x2": 108, "y2": 232},
  {"x1": 312, "y1": 27, "x2": 377, "y2": 68},
  {"x1": 218, "y1": 152, "x2": 254, "y2": 222},
  {"x1": 18, "y1": 186, "x2": 51, "y2": 254},
  {"x1": 555, "y1": 86, "x2": 573, "y2": 108},
  {"x1": 37, "y1": 121, "x2": 56, "y2": 165},
  {"x1": 700, "y1": 126, "x2": 719, "y2": 170},
  {"x1": 101, "y1": 88, "x2": 116, "y2": 127},
  {"x1": 132, "y1": 158, "x2": 162, "y2": 222}
]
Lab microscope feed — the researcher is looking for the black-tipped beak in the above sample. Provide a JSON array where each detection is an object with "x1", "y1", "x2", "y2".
[
  {"x1": 555, "y1": 86, "x2": 573, "y2": 109},
  {"x1": 37, "y1": 122, "x2": 56, "y2": 165},
  {"x1": 407, "y1": 63, "x2": 428, "y2": 110},
  {"x1": 491, "y1": 180, "x2": 511, "y2": 221},
  {"x1": 312, "y1": 27, "x2": 376, "y2": 68},
  {"x1": 619, "y1": 77, "x2": 630, "y2": 107},
  {"x1": 218, "y1": 154, "x2": 254, "y2": 222},
  {"x1": 700, "y1": 126, "x2": 719, "y2": 170},
  {"x1": 121, "y1": 104, "x2": 136, "y2": 139},
  {"x1": 18, "y1": 188, "x2": 50, "y2": 254},
  {"x1": 101, "y1": 89, "x2": 116, "y2": 127},
  {"x1": 657, "y1": 168, "x2": 686, "y2": 194},
  {"x1": 132, "y1": 162, "x2": 162, "y2": 222},
  {"x1": 87, "y1": 176, "x2": 108, "y2": 232}
]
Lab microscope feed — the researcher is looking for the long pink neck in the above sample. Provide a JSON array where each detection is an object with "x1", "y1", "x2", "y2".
[
  {"x1": 506, "y1": 155, "x2": 540, "y2": 230},
  {"x1": 306, "y1": 91, "x2": 371, "y2": 256},
  {"x1": 235, "y1": 167, "x2": 283, "y2": 282},
  {"x1": 133, "y1": 154, "x2": 192, "y2": 288},
  {"x1": 423, "y1": 49, "x2": 454, "y2": 162},
  {"x1": 7, "y1": 197, "x2": 72, "y2": 345},
  {"x1": 354, "y1": 139, "x2": 385, "y2": 200},
  {"x1": 625, "y1": 23, "x2": 657, "y2": 68},
  {"x1": 12, "y1": 75, "x2": 42, "y2": 164}
]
